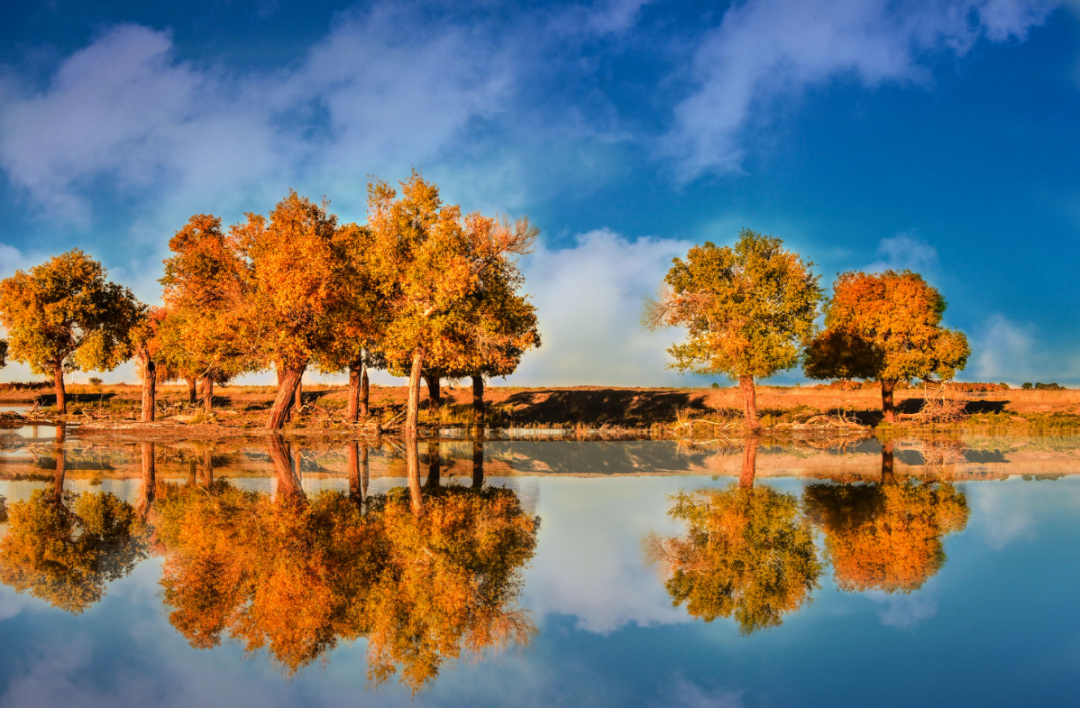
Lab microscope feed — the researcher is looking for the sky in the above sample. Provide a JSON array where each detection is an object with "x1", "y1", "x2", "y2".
[{"x1": 1, "y1": 0, "x2": 1079, "y2": 387}]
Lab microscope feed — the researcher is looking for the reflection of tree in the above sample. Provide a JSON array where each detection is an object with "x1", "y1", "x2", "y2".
[
  {"x1": 0, "y1": 489, "x2": 150, "y2": 614},
  {"x1": 804, "y1": 443, "x2": 969, "y2": 593},
  {"x1": 646, "y1": 437, "x2": 820, "y2": 634},
  {"x1": 155, "y1": 474, "x2": 538, "y2": 692}
]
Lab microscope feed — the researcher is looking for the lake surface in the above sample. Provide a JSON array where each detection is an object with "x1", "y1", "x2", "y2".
[{"x1": 1, "y1": 430, "x2": 1079, "y2": 707}]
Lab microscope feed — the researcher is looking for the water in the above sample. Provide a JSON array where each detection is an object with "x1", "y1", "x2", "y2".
[{"x1": 0, "y1": 433, "x2": 1078, "y2": 707}]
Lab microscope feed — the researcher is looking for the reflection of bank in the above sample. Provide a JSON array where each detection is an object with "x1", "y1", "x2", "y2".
[
  {"x1": 804, "y1": 442, "x2": 970, "y2": 594},
  {"x1": 645, "y1": 436, "x2": 821, "y2": 634}
]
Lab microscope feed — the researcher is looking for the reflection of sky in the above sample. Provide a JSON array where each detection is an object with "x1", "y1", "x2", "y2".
[{"x1": 2, "y1": 472, "x2": 1080, "y2": 706}]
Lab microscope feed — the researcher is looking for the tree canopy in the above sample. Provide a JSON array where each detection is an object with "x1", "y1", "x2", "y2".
[
  {"x1": 0, "y1": 249, "x2": 143, "y2": 413},
  {"x1": 646, "y1": 229, "x2": 820, "y2": 426}
]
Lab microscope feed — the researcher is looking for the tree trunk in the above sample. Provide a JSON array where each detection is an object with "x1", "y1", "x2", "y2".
[
  {"x1": 139, "y1": 442, "x2": 156, "y2": 517},
  {"x1": 347, "y1": 363, "x2": 362, "y2": 422},
  {"x1": 275, "y1": 363, "x2": 290, "y2": 422},
  {"x1": 405, "y1": 436, "x2": 423, "y2": 515},
  {"x1": 739, "y1": 435, "x2": 760, "y2": 488},
  {"x1": 53, "y1": 363, "x2": 66, "y2": 414},
  {"x1": 405, "y1": 352, "x2": 424, "y2": 439},
  {"x1": 267, "y1": 365, "x2": 305, "y2": 430},
  {"x1": 140, "y1": 354, "x2": 156, "y2": 422},
  {"x1": 472, "y1": 440, "x2": 484, "y2": 489},
  {"x1": 881, "y1": 440, "x2": 896, "y2": 484},
  {"x1": 269, "y1": 435, "x2": 304, "y2": 499},
  {"x1": 360, "y1": 363, "x2": 370, "y2": 418},
  {"x1": 185, "y1": 377, "x2": 197, "y2": 404},
  {"x1": 472, "y1": 375, "x2": 485, "y2": 430},
  {"x1": 53, "y1": 426, "x2": 66, "y2": 500},
  {"x1": 294, "y1": 377, "x2": 303, "y2": 412},
  {"x1": 425, "y1": 441, "x2": 440, "y2": 489},
  {"x1": 738, "y1": 375, "x2": 758, "y2": 428},
  {"x1": 201, "y1": 376, "x2": 214, "y2": 412},
  {"x1": 425, "y1": 374, "x2": 441, "y2": 410},
  {"x1": 881, "y1": 379, "x2": 897, "y2": 423}
]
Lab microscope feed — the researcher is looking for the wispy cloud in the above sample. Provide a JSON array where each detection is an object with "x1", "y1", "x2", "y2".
[
  {"x1": 865, "y1": 233, "x2": 938, "y2": 273},
  {"x1": 662, "y1": 0, "x2": 1058, "y2": 180}
]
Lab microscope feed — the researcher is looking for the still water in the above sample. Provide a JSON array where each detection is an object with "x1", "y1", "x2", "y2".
[{"x1": 0, "y1": 428, "x2": 1078, "y2": 707}]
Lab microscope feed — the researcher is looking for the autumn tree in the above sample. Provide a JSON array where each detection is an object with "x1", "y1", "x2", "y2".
[
  {"x1": 803, "y1": 270, "x2": 970, "y2": 423},
  {"x1": 368, "y1": 172, "x2": 536, "y2": 439},
  {"x1": 0, "y1": 489, "x2": 150, "y2": 613},
  {"x1": 803, "y1": 445, "x2": 970, "y2": 593},
  {"x1": 0, "y1": 250, "x2": 143, "y2": 413},
  {"x1": 130, "y1": 306, "x2": 171, "y2": 422},
  {"x1": 160, "y1": 215, "x2": 257, "y2": 412},
  {"x1": 646, "y1": 230, "x2": 821, "y2": 427}
]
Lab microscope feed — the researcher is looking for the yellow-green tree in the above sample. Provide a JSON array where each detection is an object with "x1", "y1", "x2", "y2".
[
  {"x1": 160, "y1": 214, "x2": 257, "y2": 411},
  {"x1": 0, "y1": 489, "x2": 150, "y2": 613},
  {"x1": 0, "y1": 249, "x2": 143, "y2": 413},
  {"x1": 803, "y1": 270, "x2": 970, "y2": 422},
  {"x1": 646, "y1": 230, "x2": 821, "y2": 427},
  {"x1": 368, "y1": 172, "x2": 536, "y2": 438}
]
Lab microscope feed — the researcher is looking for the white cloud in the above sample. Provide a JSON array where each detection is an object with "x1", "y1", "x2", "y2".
[
  {"x1": 865, "y1": 233, "x2": 938, "y2": 273},
  {"x1": 971, "y1": 314, "x2": 1038, "y2": 383},
  {"x1": 506, "y1": 228, "x2": 698, "y2": 387},
  {"x1": 663, "y1": 0, "x2": 1057, "y2": 180},
  {"x1": 864, "y1": 589, "x2": 939, "y2": 629}
]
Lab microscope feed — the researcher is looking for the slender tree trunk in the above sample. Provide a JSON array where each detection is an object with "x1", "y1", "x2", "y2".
[
  {"x1": 472, "y1": 375, "x2": 485, "y2": 430},
  {"x1": 275, "y1": 363, "x2": 291, "y2": 423},
  {"x1": 881, "y1": 379, "x2": 897, "y2": 423},
  {"x1": 739, "y1": 435, "x2": 760, "y2": 488},
  {"x1": 472, "y1": 439, "x2": 484, "y2": 489},
  {"x1": 201, "y1": 376, "x2": 214, "y2": 412},
  {"x1": 424, "y1": 441, "x2": 440, "y2": 489},
  {"x1": 53, "y1": 426, "x2": 66, "y2": 500},
  {"x1": 186, "y1": 377, "x2": 197, "y2": 404},
  {"x1": 405, "y1": 352, "x2": 424, "y2": 439},
  {"x1": 139, "y1": 442, "x2": 156, "y2": 517},
  {"x1": 140, "y1": 354, "x2": 156, "y2": 422},
  {"x1": 360, "y1": 363, "x2": 370, "y2": 418},
  {"x1": 201, "y1": 449, "x2": 213, "y2": 487},
  {"x1": 881, "y1": 440, "x2": 896, "y2": 484},
  {"x1": 267, "y1": 365, "x2": 305, "y2": 430},
  {"x1": 294, "y1": 377, "x2": 303, "y2": 412},
  {"x1": 405, "y1": 435, "x2": 423, "y2": 515},
  {"x1": 53, "y1": 363, "x2": 66, "y2": 414},
  {"x1": 738, "y1": 375, "x2": 758, "y2": 428},
  {"x1": 269, "y1": 435, "x2": 304, "y2": 499},
  {"x1": 347, "y1": 363, "x2": 362, "y2": 422},
  {"x1": 361, "y1": 444, "x2": 369, "y2": 500},
  {"x1": 425, "y1": 374, "x2": 441, "y2": 410}
]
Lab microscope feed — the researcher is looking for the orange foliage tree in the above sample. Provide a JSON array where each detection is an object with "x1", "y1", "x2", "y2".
[
  {"x1": 646, "y1": 230, "x2": 821, "y2": 427},
  {"x1": 803, "y1": 270, "x2": 970, "y2": 422}
]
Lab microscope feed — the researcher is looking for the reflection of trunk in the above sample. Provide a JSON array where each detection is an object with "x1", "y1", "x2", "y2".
[
  {"x1": 425, "y1": 375, "x2": 441, "y2": 410},
  {"x1": 472, "y1": 440, "x2": 484, "y2": 488},
  {"x1": 201, "y1": 376, "x2": 214, "y2": 412},
  {"x1": 360, "y1": 363, "x2": 370, "y2": 418},
  {"x1": 424, "y1": 441, "x2": 440, "y2": 489},
  {"x1": 739, "y1": 435, "x2": 760, "y2": 488},
  {"x1": 269, "y1": 435, "x2": 305, "y2": 499},
  {"x1": 139, "y1": 442, "x2": 156, "y2": 516},
  {"x1": 140, "y1": 354, "x2": 156, "y2": 422},
  {"x1": 186, "y1": 459, "x2": 197, "y2": 486},
  {"x1": 738, "y1": 375, "x2": 758, "y2": 428},
  {"x1": 361, "y1": 445, "x2": 369, "y2": 499},
  {"x1": 405, "y1": 352, "x2": 424, "y2": 439},
  {"x1": 347, "y1": 443, "x2": 368, "y2": 505},
  {"x1": 186, "y1": 377, "x2": 197, "y2": 404},
  {"x1": 347, "y1": 363, "x2": 362, "y2": 422},
  {"x1": 405, "y1": 436, "x2": 423, "y2": 515},
  {"x1": 267, "y1": 366, "x2": 304, "y2": 430},
  {"x1": 201, "y1": 449, "x2": 214, "y2": 487},
  {"x1": 472, "y1": 376, "x2": 485, "y2": 429},
  {"x1": 53, "y1": 426, "x2": 66, "y2": 500},
  {"x1": 881, "y1": 380, "x2": 897, "y2": 423},
  {"x1": 294, "y1": 449, "x2": 303, "y2": 481},
  {"x1": 881, "y1": 440, "x2": 896, "y2": 484},
  {"x1": 53, "y1": 363, "x2": 66, "y2": 414}
]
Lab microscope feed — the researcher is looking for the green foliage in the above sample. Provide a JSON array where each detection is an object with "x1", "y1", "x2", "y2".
[
  {"x1": 647, "y1": 230, "x2": 821, "y2": 380},
  {"x1": 0, "y1": 249, "x2": 143, "y2": 376}
]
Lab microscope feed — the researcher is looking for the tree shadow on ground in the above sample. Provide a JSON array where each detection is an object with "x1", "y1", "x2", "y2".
[
  {"x1": 500, "y1": 389, "x2": 708, "y2": 426},
  {"x1": 35, "y1": 393, "x2": 117, "y2": 405}
]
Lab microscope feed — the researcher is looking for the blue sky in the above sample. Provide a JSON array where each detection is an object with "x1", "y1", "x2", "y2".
[{"x1": 1, "y1": 0, "x2": 1077, "y2": 387}]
